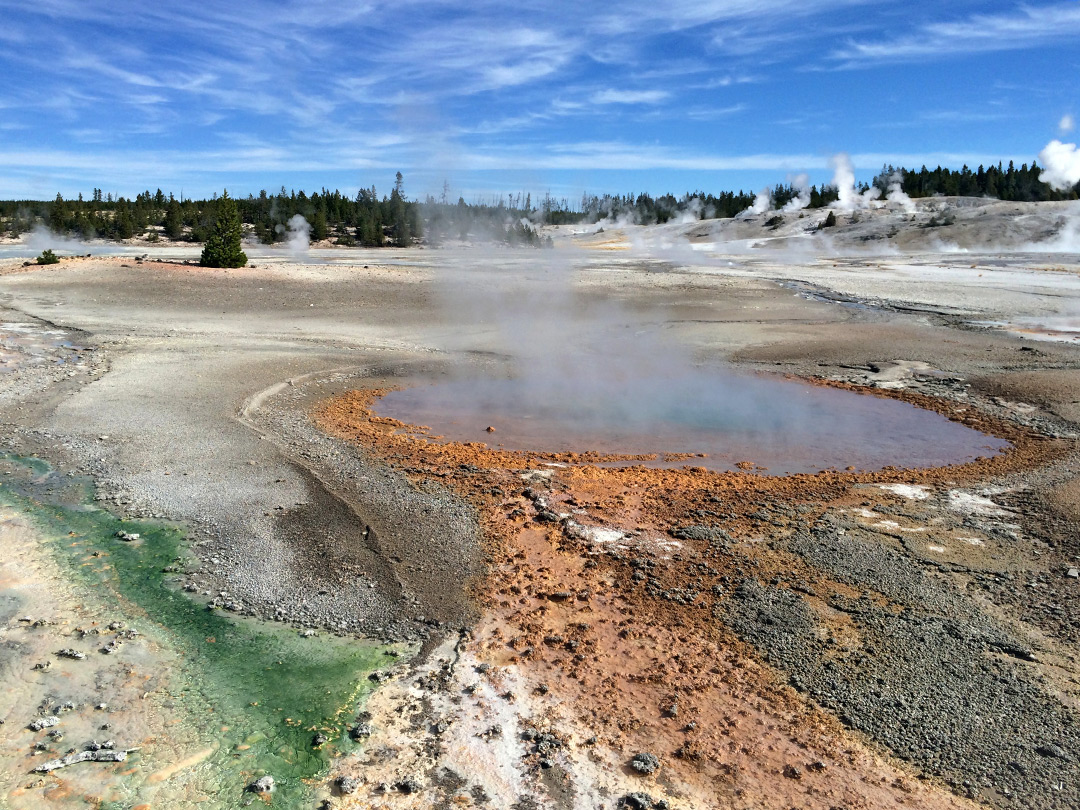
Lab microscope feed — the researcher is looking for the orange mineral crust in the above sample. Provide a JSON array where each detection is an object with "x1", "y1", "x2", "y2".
[{"x1": 314, "y1": 383, "x2": 1067, "y2": 808}]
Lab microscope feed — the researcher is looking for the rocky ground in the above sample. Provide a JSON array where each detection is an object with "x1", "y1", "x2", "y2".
[{"x1": 0, "y1": 199, "x2": 1078, "y2": 807}]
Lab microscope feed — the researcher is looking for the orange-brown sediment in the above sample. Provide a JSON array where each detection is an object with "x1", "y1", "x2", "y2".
[{"x1": 314, "y1": 384, "x2": 1065, "y2": 807}]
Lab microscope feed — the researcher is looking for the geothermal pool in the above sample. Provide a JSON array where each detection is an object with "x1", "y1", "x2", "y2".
[{"x1": 375, "y1": 372, "x2": 1008, "y2": 474}]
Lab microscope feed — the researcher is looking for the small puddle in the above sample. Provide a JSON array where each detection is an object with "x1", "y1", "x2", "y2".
[
  {"x1": 375, "y1": 373, "x2": 1008, "y2": 474},
  {"x1": 0, "y1": 321, "x2": 84, "y2": 372}
]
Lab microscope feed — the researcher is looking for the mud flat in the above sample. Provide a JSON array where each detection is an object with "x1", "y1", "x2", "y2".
[{"x1": 0, "y1": 205, "x2": 1078, "y2": 808}]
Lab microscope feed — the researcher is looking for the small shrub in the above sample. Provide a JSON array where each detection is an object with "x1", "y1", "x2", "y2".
[{"x1": 35, "y1": 249, "x2": 60, "y2": 265}]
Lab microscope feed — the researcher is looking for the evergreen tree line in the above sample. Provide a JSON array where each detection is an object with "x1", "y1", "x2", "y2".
[
  {"x1": 3, "y1": 160, "x2": 1077, "y2": 245},
  {"x1": 871, "y1": 161, "x2": 1078, "y2": 202},
  {"x1": 0, "y1": 172, "x2": 424, "y2": 248}
]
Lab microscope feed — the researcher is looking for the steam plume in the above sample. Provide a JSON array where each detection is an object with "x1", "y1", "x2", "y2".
[
  {"x1": 886, "y1": 170, "x2": 916, "y2": 213},
  {"x1": 781, "y1": 173, "x2": 810, "y2": 212},
  {"x1": 830, "y1": 153, "x2": 858, "y2": 210},
  {"x1": 1060, "y1": 114, "x2": 1075, "y2": 135},
  {"x1": 276, "y1": 214, "x2": 311, "y2": 258},
  {"x1": 677, "y1": 197, "x2": 705, "y2": 224},
  {"x1": 1038, "y1": 140, "x2": 1080, "y2": 191},
  {"x1": 829, "y1": 153, "x2": 881, "y2": 211},
  {"x1": 743, "y1": 187, "x2": 772, "y2": 216},
  {"x1": 26, "y1": 224, "x2": 89, "y2": 254}
]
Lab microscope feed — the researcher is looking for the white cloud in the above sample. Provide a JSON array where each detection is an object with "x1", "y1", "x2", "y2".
[
  {"x1": 590, "y1": 89, "x2": 670, "y2": 105},
  {"x1": 1061, "y1": 114, "x2": 1076, "y2": 134},
  {"x1": 831, "y1": 3, "x2": 1080, "y2": 66},
  {"x1": 595, "y1": 0, "x2": 873, "y2": 35}
]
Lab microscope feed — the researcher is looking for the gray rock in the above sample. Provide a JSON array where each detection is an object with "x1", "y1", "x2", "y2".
[
  {"x1": 336, "y1": 775, "x2": 360, "y2": 794},
  {"x1": 349, "y1": 723, "x2": 374, "y2": 740},
  {"x1": 28, "y1": 716, "x2": 59, "y2": 732},
  {"x1": 33, "y1": 749, "x2": 129, "y2": 773},
  {"x1": 1035, "y1": 743, "x2": 1070, "y2": 760},
  {"x1": 249, "y1": 775, "x2": 275, "y2": 793},
  {"x1": 630, "y1": 752, "x2": 660, "y2": 774},
  {"x1": 670, "y1": 525, "x2": 730, "y2": 545},
  {"x1": 618, "y1": 793, "x2": 668, "y2": 810}
]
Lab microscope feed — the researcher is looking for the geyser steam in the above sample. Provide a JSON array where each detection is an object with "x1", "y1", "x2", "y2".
[
  {"x1": 744, "y1": 187, "x2": 772, "y2": 216},
  {"x1": 277, "y1": 214, "x2": 311, "y2": 258},
  {"x1": 782, "y1": 174, "x2": 810, "y2": 212},
  {"x1": 886, "y1": 170, "x2": 916, "y2": 213},
  {"x1": 830, "y1": 153, "x2": 880, "y2": 211},
  {"x1": 1038, "y1": 139, "x2": 1080, "y2": 191}
]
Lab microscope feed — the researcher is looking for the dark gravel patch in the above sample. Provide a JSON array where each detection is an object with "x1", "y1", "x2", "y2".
[{"x1": 722, "y1": 521, "x2": 1080, "y2": 808}]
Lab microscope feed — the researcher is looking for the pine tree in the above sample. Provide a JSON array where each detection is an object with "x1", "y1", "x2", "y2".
[
  {"x1": 49, "y1": 193, "x2": 67, "y2": 233},
  {"x1": 164, "y1": 199, "x2": 183, "y2": 240},
  {"x1": 200, "y1": 191, "x2": 247, "y2": 267},
  {"x1": 311, "y1": 208, "x2": 328, "y2": 241},
  {"x1": 390, "y1": 180, "x2": 410, "y2": 247}
]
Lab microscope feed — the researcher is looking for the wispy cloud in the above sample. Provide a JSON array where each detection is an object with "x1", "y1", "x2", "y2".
[
  {"x1": 590, "y1": 89, "x2": 670, "y2": 105},
  {"x1": 593, "y1": 0, "x2": 875, "y2": 35},
  {"x1": 831, "y1": 3, "x2": 1080, "y2": 67}
]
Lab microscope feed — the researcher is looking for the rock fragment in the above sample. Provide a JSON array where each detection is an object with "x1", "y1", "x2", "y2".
[
  {"x1": 617, "y1": 793, "x2": 669, "y2": 809},
  {"x1": 335, "y1": 775, "x2": 360, "y2": 794},
  {"x1": 27, "y1": 716, "x2": 59, "y2": 732},
  {"x1": 630, "y1": 752, "x2": 660, "y2": 774},
  {"x1": 249, "y1": 775, "x2": 275, "y2": 793},
  {"x1": 33, "y1": 749, "x2": 129, "y2": 773}
]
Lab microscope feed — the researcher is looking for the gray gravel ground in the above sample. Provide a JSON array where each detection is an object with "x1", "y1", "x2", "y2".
[{"x1": 724, "y1": 518, "x2": 1079, "y2": 808}]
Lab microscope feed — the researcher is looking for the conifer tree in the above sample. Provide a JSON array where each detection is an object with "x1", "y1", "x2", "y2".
[
  {"x1": 311, "y1": 208, "x2": 328, "y2": 241},
  {"x1": 390, "y1": 172, "x2": 410, "y2": 247},
  {"x1": 164, "y1": 199, "x2": 183, "y2": 240},
  {"x1": 200, "y1": 191, "x2": 247, "y2": 267}
]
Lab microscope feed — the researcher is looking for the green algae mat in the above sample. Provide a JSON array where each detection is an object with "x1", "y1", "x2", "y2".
[{"x1": 0, "y1": 452, "x2": 401, "y2": 808}]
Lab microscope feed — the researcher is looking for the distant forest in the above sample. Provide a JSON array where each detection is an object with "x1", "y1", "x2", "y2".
[{"x1": 1, "y1": 160, "x2": 1076, "y2": 247}]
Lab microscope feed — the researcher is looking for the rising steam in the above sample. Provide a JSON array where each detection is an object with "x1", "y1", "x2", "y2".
[
  {"x1": 743, "y1": 187, "x2": 772, "y2": 216},
  {"x1": 276, "y1": 214, "x2": 311, "y2": 258},
  {"x1": 885, "y1": 170, "x2": 916, "y2": 213},
  {"x1": 781, "y1": 173, "x2": 810, "y2": 212},
  {"x1": 1038, "y1": 140, "x2": 1080, "y2": 191},
  {"x1": 829, "y1": 153, "x2": 881, "y2": 211}
]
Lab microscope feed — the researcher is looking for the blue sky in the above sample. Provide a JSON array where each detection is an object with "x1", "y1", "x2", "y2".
[{"x1": 0, "y1": 0, "x2": 1077, "y2": 202}]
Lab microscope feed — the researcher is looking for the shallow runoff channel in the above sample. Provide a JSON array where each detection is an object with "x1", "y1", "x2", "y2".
[{"x1": 0, "y1": 451, "x2": 402, "y2": 809}]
